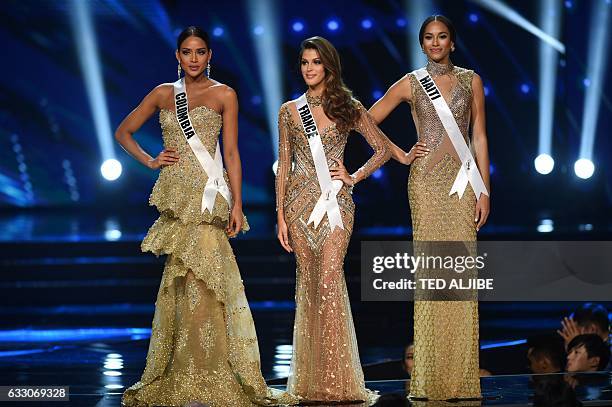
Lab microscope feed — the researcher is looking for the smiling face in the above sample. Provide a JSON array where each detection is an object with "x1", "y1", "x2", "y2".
[
  {"x1": 421, "y1": 20, "x2": 454, "y2": 62},
  {"x1": 176, "y1": 35, "x2": 211, "y2": 78},
  {"x1": 300, "y1": 48, "x2": 326, "y2": 89}
]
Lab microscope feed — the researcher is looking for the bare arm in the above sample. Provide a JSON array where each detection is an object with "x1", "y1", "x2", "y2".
[
  {"x1": 220, "y1": 86, "x2": 243, "y2": 207},
  {"x1": 368, "y1": 75, "x2": 413, "y2": 163},
  {"x1": 220, "y1": 86, "x2": 245, "y2": 237},
  {"x1": 115, "y1": 85, "x2": 176, "y2": 169},
  {"x1": 470, "y1": 73, "x2": 491, "y2": 230}
]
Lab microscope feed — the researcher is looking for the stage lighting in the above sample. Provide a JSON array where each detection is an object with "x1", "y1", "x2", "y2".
[
  {"x1": 537, "y1": 219, "x2": 554, "y2": 233},
  {"x1": 251, "y1": 95, "x2": 262, "y2": 105},
  {"x1": 292, "y1": 21, "x2": 304, "y2": 32},
  {"x1": 583, "y1": 78, "x2": 590, "y2": 87},
  {"x1": 574, "y1": 159, "x2": 594, "y2": 179},
  {"x1": 534, "y1": 154, "x2": 554, "y2": 175},
  {"x1": 483, "y1": 85, "x2": 490, "y2": 96},
  {"x1": 70, "y1": 0, "x2": 119, "y2": 181},
  {"x1": 520, "y1": 84, "x2": 530, "y2": 94},
  {"x1": 396, "y1": 18, "x2": 407, "y2": 27},
  {"x1": 577, "y1": 0, "x2": 610, "y2": 169},
  {"x1": 100, "y1": 159, "x2": 122, "y2": 181},
  {"x1": 327, "y1": 19, "x2": 339, "y2": 31},
  {"x1": 405, "y1": 0, "x2": 432, "y2": 69},
  {"x1": 212, "y1": 27, "x2": 224, "y2": 37},
  {"x1": 469, "y1": 13, "x2": 479, "y2": 23},
  {"x1": 564, "y1": 1, "x2": 573, "y2": 9},
  {"x1": 361, "y1": 19, "x2": 373, "y2": 29},
  {"x1": 469, "y1": 0, "x2": 565, "y2": 53},
  {"x1": 372, "y1": 169, "x2": 383, "y2": 180},
  {"x1": 105, "y1": 385, "x2": 124, "y2": 390},
  {"x1": 372, "y1": 90, "x2": 382, "y2": 100},
  {"x1": 247, "y1": 0, "x2": 283, "y2": 158}
]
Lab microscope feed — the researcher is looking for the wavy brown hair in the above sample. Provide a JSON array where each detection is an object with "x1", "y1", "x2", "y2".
[{"x1": 299, "y1": 36, "x2": 359, "y2": 134}]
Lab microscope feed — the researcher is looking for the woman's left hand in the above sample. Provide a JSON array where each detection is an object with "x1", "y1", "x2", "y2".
[
  {"x1": 330, "y1": 158, "x2": 353, "y2": 186},
  {"x1": 474, "y1": 194, "x2": 490, "y2": 232},
  {"x1": 226, "y1": 204, "x2": 243, "y2": 238}
]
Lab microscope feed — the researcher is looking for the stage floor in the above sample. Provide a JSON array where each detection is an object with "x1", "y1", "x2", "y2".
[{"x1": 1, "y1": 210, "x2": 611, "y2": 406}]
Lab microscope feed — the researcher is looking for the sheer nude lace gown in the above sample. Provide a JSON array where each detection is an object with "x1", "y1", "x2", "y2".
[
  {"x1": 407, "y1": 60, "x2": 481, "y2": 400},
  {"x1": 122, "y1": 105, "x2": 295, "y2": 407},
  {"x1": 275, "y1": 95, "x2": 391, "y2": 403}
]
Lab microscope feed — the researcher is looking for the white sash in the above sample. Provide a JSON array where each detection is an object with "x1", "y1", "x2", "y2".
[
  {"x1": 414, "y1": 68, "x2": 489, "y2": 200},
  {"x1": 173, "y1": 78, "x2": 232, "y2": 213},
  {"x1": 295, "y1": 94, "x2": 344, "y2": 231}
]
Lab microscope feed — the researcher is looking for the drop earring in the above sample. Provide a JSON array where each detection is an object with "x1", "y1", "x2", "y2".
[
  {"x1": 177, "y1": 63, "x2": 181, "y2": 80},
  {"x1": 206, "y1": 62, "x2": 211, "y2": 77}
]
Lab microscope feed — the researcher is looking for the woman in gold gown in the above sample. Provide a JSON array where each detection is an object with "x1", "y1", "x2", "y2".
[
  {"x1": 368, "y1": 16, "x2": 491, "y2": 400},
  {"x1": 115, "y1": 26, "x2": 294, "y2": 407},
  {"x1": 275, "y1": 36, "x2": 391, "y2": 404}
]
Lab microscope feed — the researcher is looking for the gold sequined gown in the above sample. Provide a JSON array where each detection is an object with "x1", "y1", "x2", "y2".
[
  {"x1": 122, "y1": 105, "x2": 294, "y2": 407},
  {"x1": 407, "y1": 60, "x2": 481, "y2": 400},
  {"x1": 275, "y1": 96, "x2": 391, "y2": 403}
]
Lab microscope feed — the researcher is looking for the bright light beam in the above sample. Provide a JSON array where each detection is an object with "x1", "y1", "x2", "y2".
[
  {"x1": 577, "y1": 0, "x2": 610, "y2": 172},
  {"x1": 70, "y1": 0, "x2": 121, "y2": 180},
  {"x1": 405, "y1": 0, "x2": 432, "y2": 70},
  {"x1": 469, "y1": 0, "x2": 565, "y2": 54},
  {"x1": 536, "y1": 0, "x2": 561, "y2": 174},
  {"x1": 246, "y1": 0, "x2": 283, "y2": 158}
]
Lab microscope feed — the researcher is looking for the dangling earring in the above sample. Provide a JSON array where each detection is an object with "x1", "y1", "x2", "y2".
[
  {"x1": 206, "y1": 62, "x2": 211, "y2": 77},
  {"x1": 177, "y1": 63, "x2": 181, "y2": 80},
  {"x1": 451, "y1": 46, "x2": 456, "y2": 52}
]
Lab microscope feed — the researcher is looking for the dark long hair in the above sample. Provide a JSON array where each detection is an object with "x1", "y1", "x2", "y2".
[
  {"x1": 418, "y1": 15, "x2": 457, "y2": 45},
  {"x1": 299, "y1": 36, "x2": 359, "y2": 134},
  {"x1": 176, "y1": 26, "x2": 210, "y2": 50}
]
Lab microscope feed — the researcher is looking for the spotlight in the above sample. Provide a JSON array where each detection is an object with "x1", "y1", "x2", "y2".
[
  {"x1": 327, "y1": 19, "x2": 339, "y2": 31},
  {"x1": 251, "y1": 95, "x2": 262, "y2": 105},
  {"x1": 582, "y1": 78, "x2": 590, "y2": 87},
  {"x1": 372, "y1": 90, "x2": 382, "y2": 99},
  {"x1": 537, "y1": 219, "x2": 554, "y2": 233},
  {"x1": 520, "y1": 83, "x2": 530, "y2": 94},
  {"x1": 361, "y1": 19, "x2": 372, "y2": 29},
  {"x1": 483, "y1": 85, "x2": 490, "y2": 96},
  {"x1": 396, "y1": 18, "x2": 407, "y2": 27},
  {"x1": 212, "y1": 27, "x2": 224, "y2": 37},
  {"x1": 469, "y1": 13, "x2": 479, "y2": 23},
  {"x1": 253, "y1": 25, "x2": 264, "y2": 35},
  {"x1": 100, "y1": 159, "x2": 122, "y2": 181},
  {"x1": 574, "y1": 158, "x2": 594, "y2": 179},
  {"x1": 534, "y1": 154, "x2": 554, "y2": 174},
  {"x1": 564, "y1": 0, "x2": 573, "y2": 9},
  {"x1": 292, "y1": 21, "x2": 304, "y2": 32},
  {"x1": 371, "y1": 168, "x2": 383, "y2": 180}
]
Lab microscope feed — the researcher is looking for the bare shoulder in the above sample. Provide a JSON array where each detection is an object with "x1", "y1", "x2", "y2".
[
  {"x1": 471, "y1": 72, "x2": 483, "y2": 86},
  {"x1": 208, "y1": 81, "x2": 237, "y2": 102}
]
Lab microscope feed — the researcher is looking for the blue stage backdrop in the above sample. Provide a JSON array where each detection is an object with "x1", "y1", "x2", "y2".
[{"x1": 1, "y1": 0, "x2": 610, "y2": 223}]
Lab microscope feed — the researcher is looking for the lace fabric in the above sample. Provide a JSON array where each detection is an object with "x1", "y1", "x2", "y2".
[{"x1": 275, "y1": 98, "x2": 390, "y2": 403}]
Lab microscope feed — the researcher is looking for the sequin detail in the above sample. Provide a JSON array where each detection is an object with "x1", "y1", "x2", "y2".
[
  {"x1": 122, "y1": 106, "x2": 296, "y2": 406},
  {"x1": 275, "y1": 99, "x2": 390, "y2": 404},
  {"x1": 426, "y1": 58, "x2": 455, "y2": 78},
  {"x1": 152, "y1": 106, "x2": 249, "y2": 231},
  {"x1": 407, "y1": 65, "x2": 481, "y2": 400}
]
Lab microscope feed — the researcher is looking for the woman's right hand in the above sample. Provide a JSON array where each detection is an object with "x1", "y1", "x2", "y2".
[
  {"x1": 277, "y1": 217, "x2": 293, "y2": 253},
  {"x1": 148, "y1": 148, "x2": 179, "y2": 169},
  {"x1": 402, "y1": 141, "x2": 430, "y2": 165}
]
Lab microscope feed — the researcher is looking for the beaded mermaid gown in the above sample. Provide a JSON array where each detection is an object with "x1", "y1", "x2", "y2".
[
  {"x1": 122, "y1": 105, "x2": 294, "y2": 407},
  {"x1": 407, "y1": 60, "x2": 481, "y2": 400},
  {"x1": 275, "y1": 94, "x2": 390, "y2": 403}
]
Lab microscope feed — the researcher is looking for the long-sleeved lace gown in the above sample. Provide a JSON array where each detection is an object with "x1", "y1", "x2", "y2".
[
  {"x1": 407, "y1": 60, "x2": 481, "y2": 400},
  {"x1": 122, "y1": 105, "x2": 294, "y2": 407},
  {"x1": 275, "y1": 94, "x2": 391, "y2": 403}
]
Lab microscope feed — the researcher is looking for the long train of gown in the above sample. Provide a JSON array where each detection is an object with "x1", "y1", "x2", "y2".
[
  {"x1": 275, "y1": 96, "x2": 391, "y2": 403},
  {"x1": 122, "y1": 105, "x2": 295, "y2": 407},
  {"x1": 407, "y1": 60, "x2": 481, "y2": 400}
]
